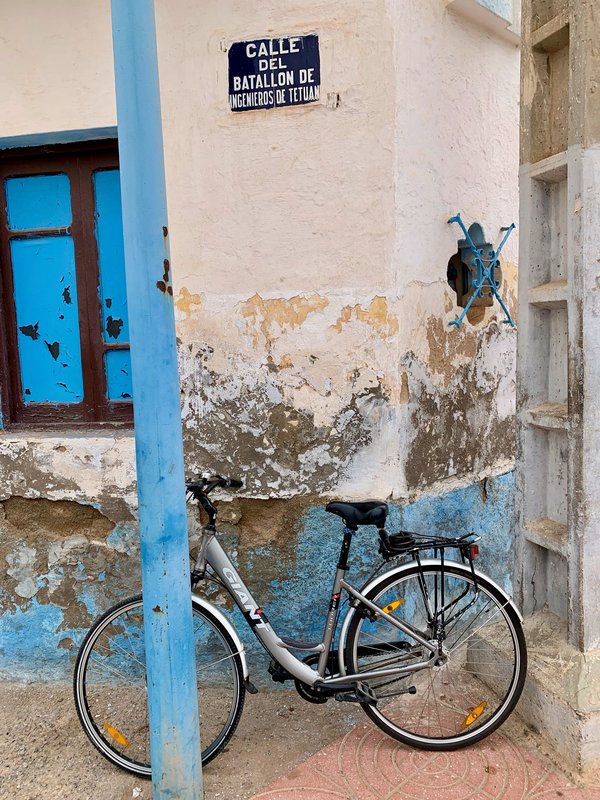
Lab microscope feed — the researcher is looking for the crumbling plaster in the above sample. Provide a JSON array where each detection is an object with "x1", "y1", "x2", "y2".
[
  {"x1": 174, "y1": 286, "x2": 518, "y2": 498},
  {"x1": 0, "y1": 431, "x2": 137, "y2": 520}
]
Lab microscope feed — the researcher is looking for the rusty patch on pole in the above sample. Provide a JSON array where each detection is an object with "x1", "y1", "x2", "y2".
[{"x1": 156, "y1": 259, "x2": 173, "y2": 296}]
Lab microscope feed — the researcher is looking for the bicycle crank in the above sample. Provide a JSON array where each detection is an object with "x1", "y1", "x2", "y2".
[
  {"x1": 334, "y1": 681, "x2": 417, "y2": 706},
  {"x1": 294, "y1": 652, "x2": 340, "y2": 704}
]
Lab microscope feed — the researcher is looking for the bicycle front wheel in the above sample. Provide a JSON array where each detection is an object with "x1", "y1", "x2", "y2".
[
  {"x1": 344, "y1": 563, "x2": 526, "y2": 750},
  {"x1": 74, "y1": 594, "x2": 245, "y2": 777}
]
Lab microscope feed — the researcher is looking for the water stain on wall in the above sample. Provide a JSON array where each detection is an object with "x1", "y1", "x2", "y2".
[
  {"x1": 405, "y1": 320, "x2": 516, "y2": 489},
  {"x1": 240, "y1": 293, "x2": 330, "y2": 349},
  {"x1": 333, "y1": 296, "x2": 399, "y2": 338}
]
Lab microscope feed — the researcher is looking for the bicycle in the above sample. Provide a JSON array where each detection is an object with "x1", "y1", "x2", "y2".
[{"x1": 73, "y1": 473, "x2": 527, "y2": 777}]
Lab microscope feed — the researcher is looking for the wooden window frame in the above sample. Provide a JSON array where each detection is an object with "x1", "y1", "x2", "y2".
[{"x1": 0, "y1": 140, "x2": 133, "y2": 427}]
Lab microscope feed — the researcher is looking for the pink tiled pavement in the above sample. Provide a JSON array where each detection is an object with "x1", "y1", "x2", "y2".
[{"x1": 250, "y1": 721, "x2": 600, "y2": 800}]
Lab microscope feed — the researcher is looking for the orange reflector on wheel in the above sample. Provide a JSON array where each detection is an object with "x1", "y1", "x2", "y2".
[
  {"x1": 462, "y1": 702, "x2": 487, "y2": 728},
  {"x1": 104, "y1": 723, "x2": 131, "y2": 747},
  {"x1": 382, "y1": 599, "x2": 405, "y2": 614}
]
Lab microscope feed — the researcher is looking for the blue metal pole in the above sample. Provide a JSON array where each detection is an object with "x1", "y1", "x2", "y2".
[{"x1": 110, "y1": 2, "x2": 203, "y2": 798}]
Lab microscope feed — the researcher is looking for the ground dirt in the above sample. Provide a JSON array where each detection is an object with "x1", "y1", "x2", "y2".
[{"x1": 0, "y1": 682, "x2": 363, "y2": 800}]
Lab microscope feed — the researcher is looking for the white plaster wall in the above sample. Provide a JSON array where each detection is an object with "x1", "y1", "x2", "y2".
[
  {"x1": 390, "y1": 0, "x2": 520, "y2": 274},
  {"x1": 0, "y1": 0, "x2": 116, "y2": 136},
  {"x1": 0, "y1": 0, "x2": 521, "y2": 503},
  {"x1": 155, "y1": 0, "x2": 396, "y2": 296}
]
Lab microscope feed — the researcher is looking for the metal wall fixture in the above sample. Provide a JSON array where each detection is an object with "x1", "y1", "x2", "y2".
[{"x1": 447, "y1": 212, "x2": 516, "y2": 329}]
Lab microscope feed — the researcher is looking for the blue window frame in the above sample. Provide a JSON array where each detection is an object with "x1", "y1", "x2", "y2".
[{"x1": 0, "y1": 142, "x2": 133, "y2": 425}]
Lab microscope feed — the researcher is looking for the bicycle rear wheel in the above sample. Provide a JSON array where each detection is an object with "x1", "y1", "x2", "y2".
[
  {"x1": 344, "y1": 563, "x2": 526, "y2": 750},
  {"x1": 74, "y1": 594, "x2": 245, "y2": 776}
]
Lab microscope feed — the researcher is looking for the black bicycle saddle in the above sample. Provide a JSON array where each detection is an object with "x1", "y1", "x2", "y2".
[{"x1": 325, "y1": 501, "x2": 388, "y2": 529}]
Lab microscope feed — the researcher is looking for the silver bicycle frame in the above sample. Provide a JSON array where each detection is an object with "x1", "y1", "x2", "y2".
[{"x1": 200, "y1": 529, "x2": 437, "y2": 689}]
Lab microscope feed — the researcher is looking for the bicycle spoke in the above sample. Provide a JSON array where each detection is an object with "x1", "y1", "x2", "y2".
[
  {"x1": 75, "y1": 597, "x2": 245, "y2": 775},
  {"x1": 447, "y1": 602, "x2": 508, "y2": 654},
  {"x1": 345, "y1": 564, "x2": 525, "y2": 748},
  {"x1": 87, "y1": 653, "x2": 144, "y2": 684},
  {"x1": 91, "y1": 636, "x2": 146, "y2": 672}
]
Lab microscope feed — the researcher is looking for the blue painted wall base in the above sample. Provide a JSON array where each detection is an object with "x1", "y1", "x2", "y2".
[{"x1": 0, "y1": 472, "x2": 515, "y2": 685}]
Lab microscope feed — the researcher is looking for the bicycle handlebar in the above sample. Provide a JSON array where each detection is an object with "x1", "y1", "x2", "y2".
[{"x1": 186, "y1": 474, "x2": 243, "y2": 496}]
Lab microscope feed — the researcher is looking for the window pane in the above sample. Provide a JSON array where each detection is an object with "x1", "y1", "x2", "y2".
[
  {"x1": 93, "y1": 169, "x2": 130, "y2": 344},
  {"x1": 11, "y1": 236, "x2": 84, "y2": 403},
  {"x1": 5, "y1": 173, "x2": 72, "y2": 230},
  {"x1": 104, "y1": 350, "x2": 132, "y2": 401}
]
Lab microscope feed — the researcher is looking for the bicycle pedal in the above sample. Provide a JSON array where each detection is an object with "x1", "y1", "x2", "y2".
[
  {"x1": 334, "y1": 682, "x2": 378, "y2": 706},
  {"x1": 334, "y1": 691, "x2": 360, "y2": 703}
]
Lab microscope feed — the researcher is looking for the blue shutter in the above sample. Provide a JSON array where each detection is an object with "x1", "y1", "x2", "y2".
[
  {"x1": 93, "y1": 169, "x2": 133, "y2": 401},
  {"x1": 6, "y1": 174, "x2": 84, "y2": 404}
]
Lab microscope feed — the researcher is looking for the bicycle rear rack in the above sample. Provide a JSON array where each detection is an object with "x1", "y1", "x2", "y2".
[
  {"x1": 377, "y1": 529, "x2": 482, "y2": 631},
  {"x1": 378, "y1": 529, "x2": 480, "y2": 561}
]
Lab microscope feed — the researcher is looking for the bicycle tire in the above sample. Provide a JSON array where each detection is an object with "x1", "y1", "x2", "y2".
[
  {"x1": 73, "y1": 594, "x2": 245, "y2": 776},
  {"x1": 344, "y1": 562, "x2": 526, "y2": 750}
]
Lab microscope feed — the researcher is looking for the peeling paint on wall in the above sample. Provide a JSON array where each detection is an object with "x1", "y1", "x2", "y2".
[
  {"x1": 404, "y1": 322, "x2": 516, "y2": 490},
  {"x1": 0, "y1": 473, "x2": 515, "y2": 681},
  {"x1": 175, "y1": 286, "x2": 202, "y2": 316},
  {"x1": 0, "y1": 498, "x2": 134, "y2": 619},
  {"x1": 333, "y1": 297, "x2": 399, "y2": 339},
  {"x1": 0, "y1": 495, "x2": 145, "y2": 679},
  {"x1": 240, "y1": 293, "x2": 330, "y2": 349}
]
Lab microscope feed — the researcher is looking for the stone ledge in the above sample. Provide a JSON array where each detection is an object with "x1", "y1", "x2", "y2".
[
  {"x1": 0, "y1": 426, "x2": 134, "y2": 441},
  {"x1": 519, "y1": 611, "x2": 600, "y2": 773},
  {"x1": 446, "y1": 0, "x2": 520, "y2": 43}
]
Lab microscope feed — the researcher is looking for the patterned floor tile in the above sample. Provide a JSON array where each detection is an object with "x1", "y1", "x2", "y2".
[{"x1": 251, "y1": 723, "x2": 600, "y2": 800}]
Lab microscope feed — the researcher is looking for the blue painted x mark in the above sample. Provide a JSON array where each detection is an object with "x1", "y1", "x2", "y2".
[{"x1": 448, "y1": 213, "x2": 516, "y2": 329}]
